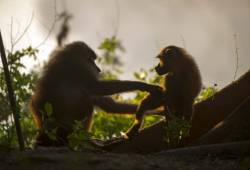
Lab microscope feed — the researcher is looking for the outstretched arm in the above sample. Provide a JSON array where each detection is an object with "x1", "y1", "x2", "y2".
[
  {"x1": 88, "y1": 80, "x2": 161, "y2": 96},
  {"x1": 93, "y1": 96, "x2": 138, "y2": 114}
]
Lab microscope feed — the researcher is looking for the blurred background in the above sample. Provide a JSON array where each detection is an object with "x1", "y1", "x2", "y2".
[{"x1": 1, "y1": 0, "x2": 250, "y2": 87}]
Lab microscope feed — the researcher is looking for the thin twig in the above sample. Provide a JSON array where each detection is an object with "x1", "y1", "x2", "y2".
[
  {"x1": 35, "y1": 0, "x2": 58, "y2": 48},
  {"x1": 113, "y1": 0, "x2": 120, "y2": 37},
  {"x1": 12, "y1": 18, "x2": 22, "y2": 41},
  {"x1": 10, "y1": 17, "x2": 14, "y2": 53},
  {"x1": 233, "y1": 34, "x2": 239, "y2": 81},
  {"x1": 12, "y1": 11, "x2": 34, "y2": 48},
  {"x1": 180, "y1": 34, "x2": 186, "y2": 49}
]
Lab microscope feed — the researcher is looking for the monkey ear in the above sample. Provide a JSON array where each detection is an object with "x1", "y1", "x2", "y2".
[
  {"x1": 164, "y1": 48, "x2": 171, "y2": 54},
  {"x1": 159, "y1": 48, "x2": 164, "y2": 52}
]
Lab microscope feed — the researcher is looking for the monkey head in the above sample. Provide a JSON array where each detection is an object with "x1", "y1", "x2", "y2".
[
  {"x1": 82, "y1": 49, "x2": 101, "y2": 78},
  {"x1": 155, "y1": 46, "x2": 185, "y2": 75},
  {"x1": 64, "y1": 41, "x2": 101, "y2": 78}
]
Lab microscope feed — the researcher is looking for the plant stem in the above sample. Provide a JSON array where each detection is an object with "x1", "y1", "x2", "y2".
[{"x1": 0, "y1": 30, "x2": 24, "y2": 150}]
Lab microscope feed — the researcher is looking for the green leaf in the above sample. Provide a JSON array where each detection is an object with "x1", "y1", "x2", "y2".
[
  {"x1": 44, "y1": 102, "x2": 53, "y2": 116},
  {"x1": 46, "y1": 127, "x2": 58, "y2": 141}
]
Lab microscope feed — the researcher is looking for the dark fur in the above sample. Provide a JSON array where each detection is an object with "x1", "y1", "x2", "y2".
[
  {"x1": 126, "y1": 45, "x2": 202, "y2": 137},
  {"x1": 30, "y1": 41, "x2": 161, "y2": 146}
]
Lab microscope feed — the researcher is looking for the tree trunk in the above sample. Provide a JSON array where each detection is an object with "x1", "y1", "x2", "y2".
[
  {"x1": 192, "y1": 96, "x2": 250, "y2": 145},
  {"x1": 190, "y1": 69, "x2": 250, "y2": 141}
]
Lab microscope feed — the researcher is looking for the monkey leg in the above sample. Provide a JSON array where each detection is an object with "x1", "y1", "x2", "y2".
[
  {"x1": 125, "y1": 101, "x2": 150, "y2": 139},
  {"x1": 125, "y1": 94, "x2": 163, "y2": 139},
  {"x1": 125, "y1": 103, "x2": 149, "y2": 139},
  {"x1": 125, "y1": 114, "x2": 144, "y2": 139}
]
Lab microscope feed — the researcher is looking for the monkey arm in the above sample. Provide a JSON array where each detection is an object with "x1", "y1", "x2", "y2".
[
  {"x1": 88, "y1": 80, "x2": 161, "y2": 96},
  {"x1": 93, "y1": 96, "x2": 138, "y2": 114}
]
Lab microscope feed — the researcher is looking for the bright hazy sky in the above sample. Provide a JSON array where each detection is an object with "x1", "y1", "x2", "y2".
[{"x1": 1, "y1": 0, "x2": 250, "y2": 88}]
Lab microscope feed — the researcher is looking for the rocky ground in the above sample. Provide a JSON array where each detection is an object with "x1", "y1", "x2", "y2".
[{"x1": 0, "y1": 146, "x2": 249, "y2": 170}]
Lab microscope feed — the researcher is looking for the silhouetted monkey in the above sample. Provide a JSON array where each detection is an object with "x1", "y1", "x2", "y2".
[
  {"x1": 29, "y1": 41, "x2": 161, "y2": 147},
  {"x1": 126, "y1": 45, "x2": 202, "y2": 138}
]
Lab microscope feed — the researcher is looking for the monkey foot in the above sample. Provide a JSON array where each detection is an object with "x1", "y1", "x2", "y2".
[{"x1": 123, "y1": 127, "x2": 140, "y2": 140}]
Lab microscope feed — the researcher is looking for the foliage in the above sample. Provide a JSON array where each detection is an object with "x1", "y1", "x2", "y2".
[
  {"x1": 92, "y1": 111, "x2": 132, "y2": 140},
  {"x1": 97, "y1": 36, "x2": 125, "y2": 80},
  {"x1": 196, "y1": 85, "x2": 218, "y2": 103},
  {"x1": 163, "y1": 115, "x2": 191, "y2": 147},
  {"x1": 0, "y1": 46, "x2": 39, "y2": 147},
  {"x1": 41, "y1": 102, "x2": 58, "y2": 142},
  {"x1": 68, "y1": 121, "x2": 93, "y2": 150}
]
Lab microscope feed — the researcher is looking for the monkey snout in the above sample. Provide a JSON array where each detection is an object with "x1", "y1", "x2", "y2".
[
  {"x1": 154, "y1": 65, "x2": 160, "y2": 72},
  {"x1": 155, "y1": 65, "x2": 164, "y2": 75}
]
